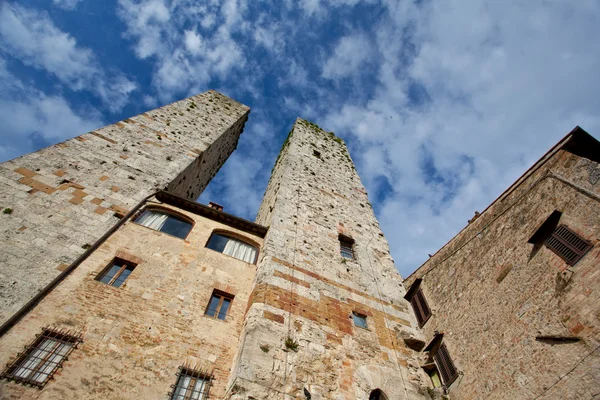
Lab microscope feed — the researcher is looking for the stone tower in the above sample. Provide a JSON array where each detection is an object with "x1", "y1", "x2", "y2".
[
  {"x1": 0, "y1": 90, "x2": 249, "y2": 324},
  {"x1": 227, "y1": 119, "x2": 427, "y2": 399}
]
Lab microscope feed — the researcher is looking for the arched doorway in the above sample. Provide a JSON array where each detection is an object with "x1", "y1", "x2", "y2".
[{"x1": 369, "y1": 389, "x2": 389, "y2": 400}]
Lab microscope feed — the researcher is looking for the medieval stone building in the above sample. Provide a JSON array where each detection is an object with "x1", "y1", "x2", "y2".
[{"x1": 0, "y1": 90, "x2": 598, "y2": 400}]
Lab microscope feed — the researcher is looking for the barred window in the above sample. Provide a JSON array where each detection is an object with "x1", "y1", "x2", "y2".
[
  {"x1": 170, "y1": 366, "x2": 212, "y2": 400},
  {"x1": 97, "y1": 258, "x2": 137, "y2": 287},
  {"x1": 545, "y1": 225, "x2": 592, "y2": 266},
  {"x1": 339, "y1": 234, "x2": 355, "y2": 260},
  {"x1": 433, "y1": 342, "x2": 459, "y2": 387},
  {"x1": 205, "y1": 290, "x2": 234, "y2": 321},
  {"x1": 404, "y1": 279, "x2": 431, "y2": 327},
  {"x1": 1, "y1": 328, "x2": 82, "y2": 387}
]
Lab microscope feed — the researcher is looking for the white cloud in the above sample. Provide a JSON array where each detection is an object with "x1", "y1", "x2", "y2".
[
  {"x1": 52, "y1": 0, "x2": 82, "y2": 11},
  {"x1": 0, "y1": 3, "x2": 136, "y2": 112},
  {"x1": 184, "y1": 29, "x2": 203, "y2": 55},
  {"x1": 322, "y1": 34, "x2": 373, "y2": 79}
]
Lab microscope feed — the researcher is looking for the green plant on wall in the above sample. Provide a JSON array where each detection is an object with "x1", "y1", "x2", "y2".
[{"x1": 284, "y1": 337, "x2": 299, "y2": 352}]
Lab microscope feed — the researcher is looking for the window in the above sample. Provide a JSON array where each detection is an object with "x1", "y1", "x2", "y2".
[
  {"x1": 97, "y1": 258, "x2": 137, "y2": 287},
  {"x1": 339, "y1": 234, "x2": 355, "y2": 260},
  {"x1": 206, "y1": 233, "x2": 258, "y2": 264},
  {"x1": 545, "y1": 225, "x2": 592, "y2": 266},
  {"x1": 369, "y1": 389, "x2": 389, "y2": 400},
  {"x1": 404, "y1": 279, "x2": 432, "y2": 327},
  {"x1": 352, "y1": 311, "x2": 368, "y2": 329},
  {"x1": 135, "y1": 209, "x2": 193, "y2": 239},
  {"x1": 170, "y1": 366, "x2": 212, "y2": 400},
  {"x1": 1, "y1": 328, "x2": 82, "y2": 387},
  {"x1": 205, "y1": 290, "x2": 234, "y2": 320},
  {"x1": 433, "y1": 342, "x2": 459, "y2": 387}
]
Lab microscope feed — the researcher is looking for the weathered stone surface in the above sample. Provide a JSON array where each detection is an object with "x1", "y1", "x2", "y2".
[
  {"x1": 0, "y1": 90, "x2": 249, "y2": 324},
  {"x1": 405, "y1": 129, "x2": 600, "y2": 400}
]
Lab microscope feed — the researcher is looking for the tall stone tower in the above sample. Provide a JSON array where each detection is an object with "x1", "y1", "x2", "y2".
[
  {"x1": 0, "y1": 91, "x2": 249, "y2": 324},
  {"x1": 227, "y1": 119, "x2": 426, "y2": 399}
]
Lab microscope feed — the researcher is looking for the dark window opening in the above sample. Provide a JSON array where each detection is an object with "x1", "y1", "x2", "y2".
[
  {"x1": 1, "y1": 328, "x2": 82, "y2": 388},
  {"x1": 339, "y1": 234, "x2": 355, "y2": 260},
  {"x1": 205, "y1": 290, "x2": 234, "y2": 321},
  {"x1": 169, "y1": 366, "x2": 212, "y2": 400},
  {"x1": 352, "y1": 311, "x2": 368, "y2": 329},
  {"x1": 206, "y1": 233, "x2": 258, "y2": 264},
  {"x1": 97, "y1": 258, "x2": 137, "y2": 287},
  {"x1": 528, "y1": 210, "x2": 562, "y2": 245},
  {"x1": 369, "y1": 389, "x2": 389, "y2": 400},
  {"x1": 135, "y1": 209, "x2": 193, "y2": 239},
  {"x1": 404, "y1": 279, "x2": 432, "y2": 327},
  {"x1": 545, "y1": 225, "x2": 592, "y2": 266}
]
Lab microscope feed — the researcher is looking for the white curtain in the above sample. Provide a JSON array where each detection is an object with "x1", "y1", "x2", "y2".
[
  {"x1": 223, "y1": 238, "x2": 257, "y2": 263},
  {"x1": 137, "y1": 210, "x2": 169, "y2": 231}
]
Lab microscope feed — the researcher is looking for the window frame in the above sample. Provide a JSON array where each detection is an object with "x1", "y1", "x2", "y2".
[
  {"x1": 204, "y1": 290, "x2": 234, "y2": 321},
  {"x1": 133, "y1": 207, "x2": 195, "y2": 240},
  {"x1": 352, "y1": 311, "x2": 368, "y2": 329},
  {"x1": 96, "y1": 258, "x2": 137, "y2": 288},
  {"x1": 433, "y1": 342, "x2": 459, "y2": 388},
  {"x1": 339, "y1": 234, "x2": 355, "y2": 260},
  {"x1": 404, "y1": 279, "x2": 432, "y2": 328},
  {"x1": 169, "y1": 366, "x2": 213, "y2": 400},
  {"x1": 205, "y1": 231, "x2": 259, "y2": 264},
  {"x1": 1, "y1": 328, "x2": 82, "y2": 388},
  {"x1": 544, "y1": 224, "x2": 592, "y2": 266}
]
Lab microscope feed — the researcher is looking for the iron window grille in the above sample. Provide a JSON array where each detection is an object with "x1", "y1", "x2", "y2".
[
  {"x1": 339, "y1": 235, "x2": 355, "y2": 260},
  {"x1": 205, "y1": 290, "x2": 234, "y2": 321},
  {"x1": 1, "y1": 328, "x2": 82, "y2": 388},
  {"x1": 404, "y1": 279, "x2": 432, "y2": 328},
  {"x1": 169, "y1": 365, "x2": 213, "y2": 400},
  {"x1": 433, "y1": 342, "x2": 459, "y2": 387},
  {"x1": 545, "y1": 225, "x2": 592, "y2": 266},
  {"x1": 96, "y1": 258, "x2": 137, "y2": 287}
]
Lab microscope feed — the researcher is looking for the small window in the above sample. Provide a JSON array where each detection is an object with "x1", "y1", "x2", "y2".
[
  {"x1": 404, "y1": 279, "x2": 432, "y2": 328},
  {"x1": 369, "y1": 389, "x2": 389, "y2": 400},
  {"x1": 545, "y1": 225, "x2": 592, "y2": 266},
  {"x1": 339, "y1": 234, "x2": 355, "y2": 260},
  {"x1": 1, "y1": 328, "x2": 82, "y2": 387},
  {"x1": 205, "y1": 290, "x2": 234, "y2": 320},
  {"x1": 97, "y1": 258, "x2": 137, "y2": 287},
  {"x1": 170, "y1": 366, "x2": 212, "y2": 400},
  {"x1": 206, "y1": 233, "x2": 258, "y2": 264},
  {"x1": 352, "y1": 311, "x2": 368, "y2": 329},
  {"x1": 135, "y1": 209, "x2": 193, "y2": 239},
  {"x1": 434, "y1": 342, "x2": 459, "y2": 387}
]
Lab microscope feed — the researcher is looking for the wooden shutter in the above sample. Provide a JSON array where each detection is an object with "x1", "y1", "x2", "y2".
[
  {"x1": 545, "y1": 225, "x2": 592, "y2": 265},
  {"x1": 434, "y1": 342, "x2": 458, "y2": 387},
  {"x1": 410, "y1": 287, "x2": 432, "y2": 327}
]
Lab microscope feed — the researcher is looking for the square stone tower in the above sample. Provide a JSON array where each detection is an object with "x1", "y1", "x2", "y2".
[
  {"x1": 0, "y1": 91, "x2": 249, "y2": 325},
  {"x1": 227, "y1": 119, "x2": 427, "y2": 399}
]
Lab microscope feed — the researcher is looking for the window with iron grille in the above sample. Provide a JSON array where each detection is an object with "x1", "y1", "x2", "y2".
[
  {"x1": 339, "y1": 234, "x2": 355, "y2": 260},
  {"x1": 545, "y1": 225, "x2": 592, "y2": 266},
  {"x1": 96, "y1": 258, "x2": 137, "y2": 287},
  {"x1": 205, "y1": 290, "x2": 234, "y2": 321},
  {"x1": 170, "y1": 366, "x2": 212, "y2": 400},
  {"x1": 433, "y1": 342, "x2": 459, "y2": 387},
  {"x1": 404, "y1": 279, "x2": 432, "y2": 328},
  {"x1": 1, "y1": 328, "x2": 82, "y2": 387}
]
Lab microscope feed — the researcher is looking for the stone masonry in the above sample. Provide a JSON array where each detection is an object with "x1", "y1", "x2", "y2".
[
  {"x1": 0, "y1": 90, "x2": 249, "y2": 325},
  {"x1": 225, "y1": 119, "x2": 431, "y2": 399},
  {"x1": 405, "y1": 127, "x2": 600, "y2": 399}
]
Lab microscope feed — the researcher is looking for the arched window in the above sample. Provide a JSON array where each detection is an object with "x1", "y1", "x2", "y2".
[
  {"x1": 134, "y1": 208, "x2": 193, "y2": 239},
  {"x1": 369, "y1": 389, "x2": 388, "y2": 400},
  {"x1": 206, "y1": 232, "x2": 258, "y2": 264}
]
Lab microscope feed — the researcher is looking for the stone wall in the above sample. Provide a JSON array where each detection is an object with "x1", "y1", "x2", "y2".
[
  {"x1": 405, "y1": 128, "x2": 600, "y2": 400},
  {"x1": 0, "y1": 198, "x2": 264, "y2": 399},
  {"x1": 227, "y1": 119, "x2": 430, "y2": 399},
  {"x1": 0, "y1": 90, "x2": 250, "y2": 324}
]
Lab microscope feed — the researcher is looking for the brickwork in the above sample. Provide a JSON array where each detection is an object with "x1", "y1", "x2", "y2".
[
  {"x1": 226, "y1": 119, "x2": 430, "y2": 399},
  {"x1": 0, "y1": 90, "x2": 250, "y2": 324},
  {"x1": 405, "y1": 128, "x2": 600, "y2": 399},
  {"x1": 0, "y1": 199, "x2": 264, "y2": 399}
]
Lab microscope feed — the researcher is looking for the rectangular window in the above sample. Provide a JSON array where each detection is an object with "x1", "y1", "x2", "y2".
[
  {"x1": 405, "y1": 279, "x2": 432, "y2": 328},
  {"x1": 205, "y1": 290, "x2": 234, "y2": 321},
  {"x1": 545, "y1": 225, "x2": 592, "y2": 265},
  {"x1": 434, "y1": 342, "x2": 459, "y2": 387},
  {"x1": 1, "y1": 328, "x2": 82, "y2": 387},
  {"x1": 170, "y1": 367, "x2": 212, "y2": 400},
  {"x1": 352, "y1": 311, "x2": 368, "y2": 329},
  {"x1": 339, "y1": 234, "x2": 355, "y2": 260},
  {"x1": 97, "y1": 258, "x2": 137, "y2": 287}
]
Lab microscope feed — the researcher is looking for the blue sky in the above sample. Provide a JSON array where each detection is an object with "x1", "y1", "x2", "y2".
[{"x1": 1, "y1": 0, "x2": 599, "y2": 277}]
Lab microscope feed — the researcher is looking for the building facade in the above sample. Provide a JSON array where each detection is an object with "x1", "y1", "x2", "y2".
[{"x1": 404, "y1": 127, "x2": 600, "y2": 400}]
